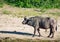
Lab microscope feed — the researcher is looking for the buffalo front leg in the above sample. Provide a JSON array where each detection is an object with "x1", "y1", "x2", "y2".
[
  {"x1": 37, "y1": 28, "x2": 41, "y2": 37},
  {"x1": 33, "y1": 28, "x2": 36, "y2": 37}
]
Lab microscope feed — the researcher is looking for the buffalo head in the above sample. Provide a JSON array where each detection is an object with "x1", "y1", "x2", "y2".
[
  {"x1": 22, "y1": 17, "x2": 31, "y2": 24},
  {"x1": 22, "y1": 17, "x2": 28, "y2": 24}
]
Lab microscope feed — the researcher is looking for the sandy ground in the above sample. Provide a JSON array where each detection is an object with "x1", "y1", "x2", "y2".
[{"x1": 0, "y1": 14, "x2": 60, "y2": 40}]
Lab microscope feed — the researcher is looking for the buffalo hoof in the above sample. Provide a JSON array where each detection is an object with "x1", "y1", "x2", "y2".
[
  {"x1": 32, "y1": 35, "x2": 35, "y2": 37},
  {"x1": 38, "y1": 35, "x2": 40, "y2": 37},
  {"x1": 38, "y1": 35, "x2": 42, "y2": 37},
  {"x1": 47, "y1": 36, "x2": 50, "y2": 38},
  {"x1": 47, "y1": 36, "x2": 54, "y2": 38}
]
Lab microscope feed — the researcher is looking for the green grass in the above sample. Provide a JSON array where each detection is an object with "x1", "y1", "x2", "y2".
[
  {"x1": 45, "y1": 11, "x2": 60, "y2": 18},
  {"x1": 0, "y1": 3, "x2": 3, "y2": 8},
  {"x1": 1, "y1": 5, "x2": 60, "y2": 18},
  {"x1": 49, "y1": 12, "x2": 60, "y2": 16},
  {"x1": 2, "y1": 8, "x2": 60, "y2": 18},
  {"x1": 0, "y1": 0, "x2": 4, "y2": 8},
  {"x1": 2, "y1": 10, "x2": 12, "y2": 15}
]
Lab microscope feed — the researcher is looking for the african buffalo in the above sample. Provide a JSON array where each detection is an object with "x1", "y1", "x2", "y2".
[{"x1": 22, "y1": 16, "x2": 57, "y2": 38}]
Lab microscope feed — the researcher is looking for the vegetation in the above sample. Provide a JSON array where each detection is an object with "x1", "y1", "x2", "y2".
[
  {"x1": 0, "y1": 0, "x2": 60, "y2": 8},
  {"x1": 2, "y1": 10, "x2": 12, "y2": 15},
  {"x1": 0, "y1": 0, "x2": 4, "y2": 7},
  {"x1": 1, "y1": 8, "x2": 60, "y2": 18},
  {"x1": 0, "y1": 0, "x2": 60, "y2": 18}
]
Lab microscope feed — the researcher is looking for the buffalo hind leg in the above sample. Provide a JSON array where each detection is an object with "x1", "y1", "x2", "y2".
[
  {"x1": 51, "y1": 28, "x2": 55, "y2": 38},
  {"x1": 48, "y1": 28, "x2": 52, "y2": 37},
  {"x1": 37, "y1": 28, "x2": 41, "y2": 37}
]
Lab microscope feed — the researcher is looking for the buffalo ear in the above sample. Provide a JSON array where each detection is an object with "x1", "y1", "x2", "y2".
[
  {"x1": 47, "y1": 17, "x2": 50, "y2": 20},
  {"x1": 24, "y1": 16, "x2": 27, "y2": 20}
]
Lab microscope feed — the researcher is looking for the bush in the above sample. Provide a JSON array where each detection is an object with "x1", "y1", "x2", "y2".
[{"x1": 3, "y1": 0, "x2": 60, "y2": 8}]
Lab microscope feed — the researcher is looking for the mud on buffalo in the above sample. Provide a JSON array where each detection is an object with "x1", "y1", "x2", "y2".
[{"x1": 22, "y1": 16, "x2": 57, "y2": 38}]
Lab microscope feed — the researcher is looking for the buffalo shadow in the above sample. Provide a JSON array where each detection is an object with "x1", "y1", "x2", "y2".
[{"x1": 0, "y1": 30, "x2": 37, "y2": 36}]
